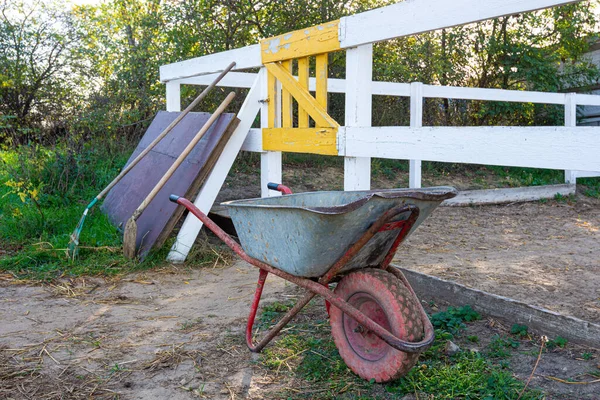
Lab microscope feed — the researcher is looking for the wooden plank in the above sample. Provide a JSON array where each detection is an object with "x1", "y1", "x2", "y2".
[
  {"x1": 281, "y1": 61, "x2": 293, "y2": 128},
  {"x1": 167, "y1": 75, "x2": 263, "y2": 263},
  {"x1": 177, "y1": 72, "x2": 257, "y2": 88},
  {"x1": 575, "y1": 93, "x2": 600, "y2": 106},
  {"x1": 339, "y1": 0, "x2": 580, "y2": 48},
  {"x1": 409, "y1": 82, "x2": 423, "y2": 189},
  {"x1": 265, "y1": 62, "x2": 338, "y2": 128},
  {"x1": 160, "y1": 44, "x2": 261, "y2": 82},
  {"x1": 260, "y1": 68, "x2": 282, "y2": 198},
  {"x1": 396, "y1": 266, "x2": 600, "y2": 347},
  {"x1": 260, "y1": 20, "x2": 340, "y2": 63},
  {"x1": 423, "y1": 84, "x2": 566, "y2": 104},
  {"x1": 241, "y1": 129, "x2": 262, "y2": 152},
  {"x1": 343, "y1": 126, "x2": 600, "y2": 171},
  {"x1": 315, "y1": 54, "x2": 328, "y2": 111},
  {"x1": 344, "y1": 45, "x2": 372, "y2": 191},
  {"x1": 165, "y1": 82, "x2": 181, "y2": 111},
  {"x1": 154, "y1": 119, "x2": 239, "y2": 249},
  {"x1": 564, "y1": 93, "x2": 578, "y2": 184},
  {"x1": 101, "y1": 111, "x2": 238, "y2": 259},
  {"x1": 442, "y1": 184, "x2": 576, "y2": 206},
  {"x1": 267, "y1": 70, "x2": 277, "y2": 128},
  {"x1": 297, "y1": 57, "x2": 310, "y2": 128},
  {"x1": 262, "y1": 127, "x2": 338, "y2": 155},
  {"x1": 571, "y1": 170, "x2": 600, "y2": 178}
]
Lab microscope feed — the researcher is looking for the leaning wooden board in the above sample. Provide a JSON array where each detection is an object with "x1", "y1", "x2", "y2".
[{"x1": 102, "y1": 111, "x2": 239, "y2": 259}]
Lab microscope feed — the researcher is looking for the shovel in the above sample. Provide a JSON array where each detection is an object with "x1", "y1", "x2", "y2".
[
  {"x1": 67, "y1": 62, "x2": 236, "y2": 260},
  {"x1": 122, "y1": 91, "x2": 236, "y2": 259}
]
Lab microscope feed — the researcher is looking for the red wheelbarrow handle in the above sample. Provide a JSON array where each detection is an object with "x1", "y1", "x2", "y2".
[{"x1": 169, "y1": 195, "x2": 434, "y2": 354}]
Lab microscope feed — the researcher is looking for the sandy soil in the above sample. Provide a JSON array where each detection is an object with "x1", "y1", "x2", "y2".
[
  {"x1": 0, "y1": 263, "x2": 296, "y2": 399},
  {"x1": 1, "y1": 263, "x2": 599, "y2": 399},
  {"x1": 399, "y1": 195, "x2": 600, "y2": 324}
]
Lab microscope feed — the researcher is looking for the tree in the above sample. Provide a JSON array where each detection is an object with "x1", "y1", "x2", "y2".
[{"x1": 0, "y1": 1, "x2": 84, "y2": 144}]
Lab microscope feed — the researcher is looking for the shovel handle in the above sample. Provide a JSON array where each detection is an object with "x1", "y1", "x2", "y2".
[
  {"x1": 131, "y1": 92, "x2": 236, "y2": 221},
  {"x1": 97, "y1": 62, "x2": 236, "y2": 200}
]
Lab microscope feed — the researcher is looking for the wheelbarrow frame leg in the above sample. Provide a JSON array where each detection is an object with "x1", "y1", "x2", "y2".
[{"x1": 170, "y1": 195, "x2": 435, "y2": 354}]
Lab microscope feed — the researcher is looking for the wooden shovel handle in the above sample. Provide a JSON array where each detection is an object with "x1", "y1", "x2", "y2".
[
  {"x1": 98, "y1": 62, "x2": 237, "y2": 200},
  {"x1": 131, "y1": 92, "x2": 236, "y2": 221}
]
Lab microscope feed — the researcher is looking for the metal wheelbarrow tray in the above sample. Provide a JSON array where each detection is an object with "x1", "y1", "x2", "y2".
[
  {"x1": 222, "y1": 186, "x2": 456, "y2": 277},
  {"x1": 169, "y1": 184, "x2": 456, "y2": 383}
]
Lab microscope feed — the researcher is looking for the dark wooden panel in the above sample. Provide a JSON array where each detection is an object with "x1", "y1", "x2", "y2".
[{"x1": 101, "y1": 111, "x2": 238, "y2": 259}]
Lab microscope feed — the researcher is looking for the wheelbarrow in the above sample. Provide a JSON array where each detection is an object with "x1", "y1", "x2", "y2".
[{"x1": 169, "y1": 183, "x2": 457, "y2": 382}]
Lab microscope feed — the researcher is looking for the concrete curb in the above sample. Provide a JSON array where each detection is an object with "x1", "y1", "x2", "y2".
[{"x1": 395, "y1": 265, "x2": 600, "y2": 348}]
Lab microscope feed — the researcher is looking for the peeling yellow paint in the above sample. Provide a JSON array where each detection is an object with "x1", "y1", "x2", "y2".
[
  {"x1": 264, "y1": 62, "x2": 338, "y2": 129},
  {"x1": 260, "y1": 20, "x2": 341, "y2": 62},
  {"x1": 263, "y1": 127, "x2": 338, "y2": 155}
]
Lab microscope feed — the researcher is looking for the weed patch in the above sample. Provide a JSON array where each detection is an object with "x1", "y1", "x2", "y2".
[
  {"x1": 257, "y1": 303, "x2": 543, "y2": 399},
  {"x1": 429, "y1": 305, "x2": 481, "y2": 334}
]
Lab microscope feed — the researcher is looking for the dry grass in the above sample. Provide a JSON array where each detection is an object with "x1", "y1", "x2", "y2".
[
  {"x1": 0, "y1": 345, "x2": 120, "y2": 399},
  {"x1": 142, "y1": 343, "x2": 201, "y2": 373}
]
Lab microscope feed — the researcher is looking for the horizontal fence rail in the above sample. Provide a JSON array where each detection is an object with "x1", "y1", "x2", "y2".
[{"x1": 169, "y1": 71, "x2": 600, "y2": 106}]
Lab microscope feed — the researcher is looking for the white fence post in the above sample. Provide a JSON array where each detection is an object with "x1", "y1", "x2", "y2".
[
  {"x1": 564, "y1": 93, "x2": 577, "y2": 185},
  {"x1": 259, "y1": 67, "x2": 283, "y2": 197},
  {"x1": 167, "y1": 75, "x2": 263, "y2": 263},
  {"x1": 344, "y1": 44, "x2": 372, "y2": 191},
  {"x1": 166, "y1": 81, "x2": 181, "y2": 112},
  {"x1": 409, "y1": 82, "x2": 423, "y2": 188}
]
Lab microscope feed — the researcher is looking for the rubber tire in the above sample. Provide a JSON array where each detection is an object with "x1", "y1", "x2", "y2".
[{"x1": 329, "y1": 268, "x2": 424, "y2": 382}]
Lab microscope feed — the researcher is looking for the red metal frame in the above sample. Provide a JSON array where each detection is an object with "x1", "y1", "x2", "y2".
[{"x1": 170, "y1": 193, "x2": 434, "y2": 354}]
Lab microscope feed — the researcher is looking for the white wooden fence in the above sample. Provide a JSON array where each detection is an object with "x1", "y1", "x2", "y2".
[{"x1": 158, "y1": 0, "x2": 599, "y2": 262}]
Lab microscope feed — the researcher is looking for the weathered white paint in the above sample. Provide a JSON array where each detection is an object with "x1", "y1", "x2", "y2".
[
  {"x1": 167, "y1": 75, "x2": 262, "y2": 263},
  {"x1": 241, "y1": 128, "x2": 262, "y2": 152},
  {"x1": 165, "y1": 81, "x2": 181, "y2": 112},
  {"x1": 344, "y1": 44, "x2": 373, "y2": 191},
  {"x1": 160, "y1": 44, "x2": 261, "y2": 82},
  {"x1": 442, "y1": 184, "x2": 576, "y2": 206},
  {"x1": 564, "y1": 93, "x2": 578, "y2": 184},
  {"x1": 409, "y1": 82, "x2": 423, "y2": 188},
  {"x1": 339, "y1": 0, "x2": 579, "y2": 48},
  {"x1": 573, "y1": 170, "x2": 600, "y2": 178},
  {"x1": 563, "y1": 93, "x2": 600, "y2": 183},
  {"x1": 260, "y1": 68, "x2": 283, "y2": 197},
  {"x1": 423, "y1": 85, "x2": 566, "y2": 104},
  {"x1": 575, "y1": 93, "x2": 600, "y2": 106},
  {"x1": 344, "y1": 126, "x2": 600, "y2": 172},
  {"x1": 177, "y1": 72, "x2": 258, "y2": 88}
]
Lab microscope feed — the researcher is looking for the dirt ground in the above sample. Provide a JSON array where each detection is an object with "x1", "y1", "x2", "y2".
[
  {"x1": 400, "y1": 194, "x2": 600, "y2": 324},
  {"x1": 1, "y1": 263, "x2": 599, "y2": 399},
  {"x1": 0, "y1": 263, "x2": 293, "y2": 399}
]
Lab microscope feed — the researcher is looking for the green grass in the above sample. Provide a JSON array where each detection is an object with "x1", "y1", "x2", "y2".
[
  {"x1": 429, "y1": 305, "x2": 481, "y2": 335},
  {"x1": 257, "y1": 303, "x2": 543, "y2": 399},
  {"x1": 0, "y1": 146, "x2": 228, "y2": 279}
]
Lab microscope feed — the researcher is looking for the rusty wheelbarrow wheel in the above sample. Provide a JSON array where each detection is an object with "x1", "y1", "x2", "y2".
[{"x1": 329, "y1": 268, "x2": 424, "y2": 382}]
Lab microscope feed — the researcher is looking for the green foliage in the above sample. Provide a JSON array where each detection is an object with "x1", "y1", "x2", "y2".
[
  {"x1": 487, "y1": 335, "x2": 520, "y2": 359},
  {"x1": 468, "y1": 335, "x2": 480, "y2": 343},
  {"x1": 546, "y1": 336, "x2": 568, "y2": 350},
  {"x1": 387, "y1": 350, "x2": 543, "y2": 400},
  {"x1": 510, "y1": 324, "x2": 529, "y2": 338},
  {"x1": 430, "y1": 305, "x2": 481, "y2": 334},
  {"x1": 582, "y1": 352, "x2": 593, "y2": 360}
]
